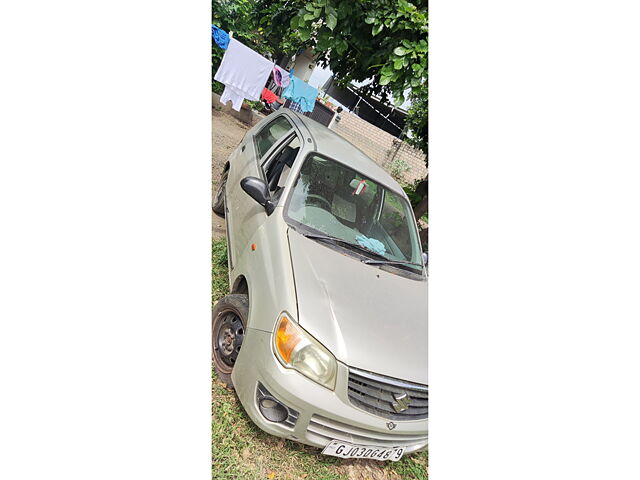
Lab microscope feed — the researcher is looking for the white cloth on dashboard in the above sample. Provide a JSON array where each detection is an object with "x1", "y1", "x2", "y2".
[{"x1": 214, "y1": 38, "x2": 274, "y2": 111}]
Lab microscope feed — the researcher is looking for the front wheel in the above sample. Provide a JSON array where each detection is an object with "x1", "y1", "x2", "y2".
[
  {"x1": 212, "y1": 169, "x2": 228, "y2": 216},
  {"x1": 212, "y1": 294, "x2": 248, "y2": 388}
]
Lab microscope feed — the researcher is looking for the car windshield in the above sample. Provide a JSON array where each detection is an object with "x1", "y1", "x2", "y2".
[{"x1": 285, "y1": 154, "x2": 423, "y2": 271}]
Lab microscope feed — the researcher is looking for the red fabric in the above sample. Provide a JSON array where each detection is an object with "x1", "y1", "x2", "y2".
[{"x1": 261, "y1": 88, "x2": 282, "y2": 104}]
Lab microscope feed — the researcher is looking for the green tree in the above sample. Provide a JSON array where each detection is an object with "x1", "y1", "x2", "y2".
[
  {"x1": 405, "y1": 91, "x2": 428, "y2": 158},
  {"x1": 404, "y1": 91, "x2": 428, "y2": 235},
  {"x1": 284, "y1": 0, "x2": 427, "y2": 122}
]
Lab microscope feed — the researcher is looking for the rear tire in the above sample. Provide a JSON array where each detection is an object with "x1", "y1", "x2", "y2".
[
  {"x1": 212, "y1": 169, "x2": 228, "y2": 216},
  {"x1": 212, "y1": 294, "x2": 248, "y2": 389}
]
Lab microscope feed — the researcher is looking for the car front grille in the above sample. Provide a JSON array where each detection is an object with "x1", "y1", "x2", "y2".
[
  {"x1": 307, "y1": 414, "x2": 428, "y2": 448},
  {"x1": 347, "y1": 367, "x2": 429, "y2": 421}
]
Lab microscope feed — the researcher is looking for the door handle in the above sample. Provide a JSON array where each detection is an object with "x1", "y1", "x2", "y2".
[{"x1": 241, "y1": 145, "x2": 246, "y2": 152}]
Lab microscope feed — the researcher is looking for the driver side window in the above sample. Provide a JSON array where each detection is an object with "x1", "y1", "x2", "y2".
[{"x1": 264, "y1": 136, "x2": 301, "y2": 195}]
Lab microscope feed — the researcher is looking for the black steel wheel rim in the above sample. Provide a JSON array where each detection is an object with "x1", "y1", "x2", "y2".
[{"x1": 213, "y1": 311, "x2": 244, "y2": 370}]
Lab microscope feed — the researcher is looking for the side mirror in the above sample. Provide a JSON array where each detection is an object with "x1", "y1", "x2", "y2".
[
  {"x1": 422, "y1": 252, "x2": 428, "y2": 266},
  {"x1": 240, "y1": 177, "x2": 276, "y2": 215}
]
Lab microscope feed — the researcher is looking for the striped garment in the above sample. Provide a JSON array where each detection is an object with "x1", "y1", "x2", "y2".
[{"x1": 288, "y1": 101, "x2": 303, "y2": 113}]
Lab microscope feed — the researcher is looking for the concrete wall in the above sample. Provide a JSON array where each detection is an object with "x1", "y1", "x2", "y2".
[
  {"x1": 331, "y1": 112, "x2": 427, "y2": 185},
  {"x1": 292, "y1": 48, "x2": 316, "y2": 82}
]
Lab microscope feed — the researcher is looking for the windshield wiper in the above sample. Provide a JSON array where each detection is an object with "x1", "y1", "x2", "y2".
[
  {"x1": 300, "y1": 233, "x2": 387, "y2": 260},
  {"x1": 362, "y1": 259, "x2": 423, "y2": 267},
  {"x1": 300, "y1": 232, "x2": 423, "y2": 269}
]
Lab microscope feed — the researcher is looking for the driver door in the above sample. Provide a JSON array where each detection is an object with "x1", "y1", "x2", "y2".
[{"x1": 226, "y1": 114, "x2": 299, "y2": 269}]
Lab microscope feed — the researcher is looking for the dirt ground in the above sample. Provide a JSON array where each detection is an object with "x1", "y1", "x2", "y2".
[{"x1": 211, "y1": 107, "x2": 254, "y2": 239}]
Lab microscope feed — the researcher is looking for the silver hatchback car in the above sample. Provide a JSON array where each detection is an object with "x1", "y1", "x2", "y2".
[{"x1": 212, "y1": 109, "x2": 428, "y2": 461}]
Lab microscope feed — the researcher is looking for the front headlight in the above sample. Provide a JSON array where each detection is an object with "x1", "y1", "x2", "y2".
[{"x1": 273, "y1": 313, "x2": 337, "y2": 390}]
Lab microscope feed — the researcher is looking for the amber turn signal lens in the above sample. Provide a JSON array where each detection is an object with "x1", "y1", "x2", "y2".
[{"x1": 275, "y1": 316, "x2": 302, "y2": 363}]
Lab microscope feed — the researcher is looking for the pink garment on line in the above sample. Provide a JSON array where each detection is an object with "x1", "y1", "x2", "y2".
[{"x1": 273, "y1": 65, "x2": 291, "y2": 88}]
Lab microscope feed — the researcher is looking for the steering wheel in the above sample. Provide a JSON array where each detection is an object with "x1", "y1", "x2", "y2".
[{"x1": 306, "y1": 194, "x2": 332, "y2": 211}]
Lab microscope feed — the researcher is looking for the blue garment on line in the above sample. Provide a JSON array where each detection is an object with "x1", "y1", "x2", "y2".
[
  {"x1": 282, "y1": 76, "x2": 318, "y2": 113},
  {"x1": 355, "y1": 235, "x2": 386, "y2": 256},
  {"x1": 211, "y1": 24, "x2": 229, "y2": 49}
]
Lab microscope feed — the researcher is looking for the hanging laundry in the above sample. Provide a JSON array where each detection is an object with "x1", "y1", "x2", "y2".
[
  {"x1": 211, "y1": 24, "x2": 229, "y2": 50},
  {"x1": 261, "y1": 88, "x2": 283, "y2": 105},
  {"x1": 272, "y1": 65, "x2": 291, "y2": 88},
  {"x1": 281, "y1": 76, "x2": 318, "y2": 113},
  {"x1": 288, "y1": 101, "x2": 303, "y2": 113},
  {"x1": 214, "y1": 38, "x2": 274, "y2": 111},
  {"x1": 219, "y1": 87, "x2": 246, "y2": 111}
]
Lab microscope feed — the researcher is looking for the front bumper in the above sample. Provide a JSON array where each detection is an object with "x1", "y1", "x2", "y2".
[{"x1": 231, "y1": 328, "x2": 428, "y2": 454}]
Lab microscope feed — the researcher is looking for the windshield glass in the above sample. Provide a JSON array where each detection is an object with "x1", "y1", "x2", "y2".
[{"x1": 285, "y1": 154, "x2": 422, "y2": 270}]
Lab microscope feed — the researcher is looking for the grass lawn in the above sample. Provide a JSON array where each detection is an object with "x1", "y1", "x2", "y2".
[{"x1": 212, "y1": 237, "x2": 428, "y2": 480}]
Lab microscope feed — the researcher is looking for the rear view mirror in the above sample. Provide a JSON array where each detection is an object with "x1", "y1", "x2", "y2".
[{"x1": 241, "y1": 177, "x2": 276, "y2": 215}]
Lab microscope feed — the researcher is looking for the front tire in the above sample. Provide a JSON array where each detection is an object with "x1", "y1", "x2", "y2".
[
  {"x1": 212, "y1": 169, "x2": 228, "y2": 216},
  {"x1": 212, "y1": 294, "x2": 248, "y2": 389}
]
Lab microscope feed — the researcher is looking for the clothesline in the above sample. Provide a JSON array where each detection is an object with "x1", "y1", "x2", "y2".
[{"x1": 212, "y1": 24, "x2": 318, "y2": 114}]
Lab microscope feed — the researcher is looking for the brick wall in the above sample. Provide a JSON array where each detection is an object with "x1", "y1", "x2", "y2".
[{"x1": 331, "y1": 112, "x2": 427, "y2": 185}]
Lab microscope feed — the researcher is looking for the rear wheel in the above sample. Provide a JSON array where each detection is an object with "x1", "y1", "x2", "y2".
[
  {"x1": 212, "y1": 294, "x2": 248, "y2": 388},
  {"x1": 212, "y1": 169, "x2": 228, "y2": 216}
]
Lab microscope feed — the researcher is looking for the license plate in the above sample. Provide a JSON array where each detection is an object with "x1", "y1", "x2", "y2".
[{"x1": 322, "y1": 440, "x2": 405, "y2": 461}]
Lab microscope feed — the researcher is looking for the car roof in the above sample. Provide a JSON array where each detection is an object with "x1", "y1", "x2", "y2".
[{"x1": 283, "y1": 109, "x2": 404, "y2": 195}]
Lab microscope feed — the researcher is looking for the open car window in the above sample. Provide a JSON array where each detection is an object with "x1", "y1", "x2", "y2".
[{"x1": 264, "y1": 135, "x2": 301, "y2": 194}]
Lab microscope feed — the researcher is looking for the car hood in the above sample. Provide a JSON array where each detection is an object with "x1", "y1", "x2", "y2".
[{"x1": 287, "y1": 230, "x2": 428, "y2": 385}]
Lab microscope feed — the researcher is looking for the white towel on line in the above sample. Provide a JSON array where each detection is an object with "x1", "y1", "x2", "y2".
[
  {"x1": 219, "y1": 85, "x2": 246, "y2": 111},
  {"x1": 214, "y1": 38, "x2": 274, "y2": 111}
]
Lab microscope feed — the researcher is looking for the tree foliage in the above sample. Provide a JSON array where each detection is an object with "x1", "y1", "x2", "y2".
[
  {"x1": 256, "y1": 0, "x2": 428, "y2": 157},
  {"x1": 286, "y1": 0, "x2": 427, "y2": 109},
  {"x1": 405, "y1": 91, "x2": 428, "y2": 163},
  {"x1": 213, "y1": 0, "x2": 428, "y2": 159}
]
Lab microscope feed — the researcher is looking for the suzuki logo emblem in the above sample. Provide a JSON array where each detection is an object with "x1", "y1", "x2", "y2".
[
  {"x1": 386, "y1": 422, "x2": 397, "y2": 430},
  {"x1": 392, "y1": 392, "x2": 411, "y2": 413}
]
